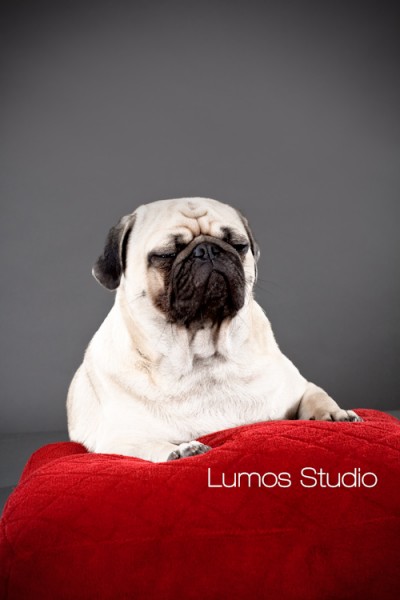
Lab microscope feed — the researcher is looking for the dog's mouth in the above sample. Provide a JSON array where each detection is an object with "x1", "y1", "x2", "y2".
[{"x1": 163, "y1": 236, "x2": 246, "y2": 327}]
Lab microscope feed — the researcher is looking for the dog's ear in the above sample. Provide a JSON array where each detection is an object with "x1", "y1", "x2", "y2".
[
  {"x1": 92, "y1": 213, "x2": 136, "y2": 290},
  {"x1": 235, "y1": 209, "x2": 260, "y2": 283},
  {"x1": 236, "y1": 209, "x2": 260, "y2": 263}
]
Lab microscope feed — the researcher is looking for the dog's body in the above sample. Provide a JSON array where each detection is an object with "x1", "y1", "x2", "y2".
[{"x1": 67, "y1": 197, "x2": 360, "y2": 461}]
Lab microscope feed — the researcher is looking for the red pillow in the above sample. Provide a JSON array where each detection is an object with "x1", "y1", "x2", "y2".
[{"x1": 1, "y1": 409, "x2": 399, "y2": 599}]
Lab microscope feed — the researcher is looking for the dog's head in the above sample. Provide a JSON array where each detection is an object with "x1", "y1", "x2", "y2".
[{"x1": 93, "y1": 198, "x2": 260, "y2": 328}]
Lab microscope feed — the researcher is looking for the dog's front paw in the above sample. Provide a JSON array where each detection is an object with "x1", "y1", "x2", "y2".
[
  {"x1": 310, "y1": 409, "x2": 363, "y2": 422},
  {"x1": 167, "y1": 441, "x2": 211, "y2": 461}
]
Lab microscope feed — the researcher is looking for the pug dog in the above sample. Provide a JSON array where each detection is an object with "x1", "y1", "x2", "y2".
[{"x1": 67, "y1": 197, "x2": 361, "y2": 462}]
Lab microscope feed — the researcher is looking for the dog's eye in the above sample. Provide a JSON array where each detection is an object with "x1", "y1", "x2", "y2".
[
  {"x1": 233, "y1": 243, "x2": 249, "y2": 254},
  {"x1": 148, "y1": 252, "x2": 176, "y2": 266}
]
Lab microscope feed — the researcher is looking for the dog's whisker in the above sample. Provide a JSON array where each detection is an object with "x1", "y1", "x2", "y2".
[
  {"x1": 255, "y1": 277, "x2": 286, "y2": 294},
  {"x1": 127, "y1": 292, "x2": 147, "y2": 306}
]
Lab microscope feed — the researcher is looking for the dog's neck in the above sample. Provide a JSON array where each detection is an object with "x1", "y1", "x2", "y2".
[{"x1": 113, "y1": 289, "x2": 268, "y2": 378}]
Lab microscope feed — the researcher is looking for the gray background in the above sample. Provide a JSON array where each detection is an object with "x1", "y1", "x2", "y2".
[{"x1": 1, "y1": 0, "x2": 399, "y2": 434}]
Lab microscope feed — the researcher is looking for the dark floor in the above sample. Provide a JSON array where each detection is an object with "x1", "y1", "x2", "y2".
[{"x1": 1, "y1": 411, "x2": 399, "y2": 515}]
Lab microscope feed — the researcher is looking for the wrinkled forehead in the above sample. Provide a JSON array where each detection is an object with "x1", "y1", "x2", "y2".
[{"x1": 137, "y1": 197, "x2": 247, "y2": 246}]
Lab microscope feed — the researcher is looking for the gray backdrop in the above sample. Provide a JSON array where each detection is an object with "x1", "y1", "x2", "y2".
[{"x1": 1, "y1": 0, "x2": 399, "y2": 433}]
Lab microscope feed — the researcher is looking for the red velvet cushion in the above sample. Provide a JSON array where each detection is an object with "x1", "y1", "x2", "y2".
[{"x1": 1, "y1": 409, "x2": 399, "y2": 599}]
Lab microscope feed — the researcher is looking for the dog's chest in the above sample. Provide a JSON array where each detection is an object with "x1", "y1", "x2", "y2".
[{"x1": 133, "y1": 351, "x2": 306, "y2": 439}]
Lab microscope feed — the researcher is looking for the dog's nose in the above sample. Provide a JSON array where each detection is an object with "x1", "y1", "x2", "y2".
[{"x1": 192, "y1": 242, "x2": 220, "y2": 261}]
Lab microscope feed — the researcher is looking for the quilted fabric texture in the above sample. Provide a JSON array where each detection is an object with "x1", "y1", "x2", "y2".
[{"x1": 1, "y1": 409, "x2": 400, "y2": 600}]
